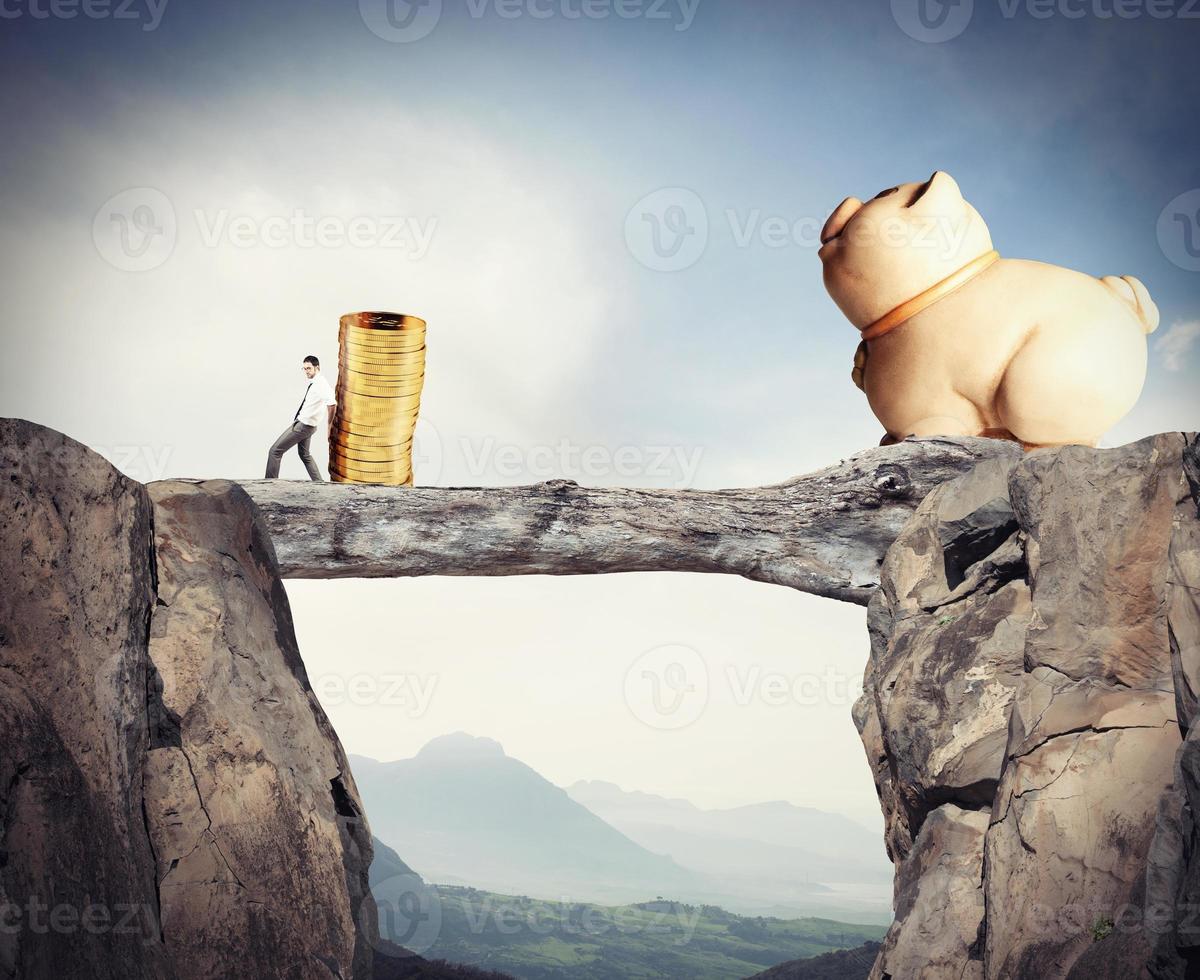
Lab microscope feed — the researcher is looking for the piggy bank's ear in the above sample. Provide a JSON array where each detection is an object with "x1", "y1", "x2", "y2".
[
  {"x1": 821, "y1": 196, "x2": 863, "y2": 246},
  {"x1": 910, "y1": 171, "x2": 962, "y2": 213}
]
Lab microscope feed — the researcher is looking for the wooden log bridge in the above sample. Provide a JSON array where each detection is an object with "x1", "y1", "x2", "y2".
[{"x1": 238, "y1": 436, "x2": 1019, "y2": 605}]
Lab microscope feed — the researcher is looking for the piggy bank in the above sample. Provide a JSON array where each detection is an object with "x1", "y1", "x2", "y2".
[{"x1": 819, "y1": 171, "x2": 1159, "y2": 449}]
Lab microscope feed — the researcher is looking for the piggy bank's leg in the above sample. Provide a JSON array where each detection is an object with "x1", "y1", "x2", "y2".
[
  {"x1": 994, "y1": 325, "x2": 1146, "y2": 448},
  {"x1": 901, "y1": 415, "x2": 977, "y2": 439}
]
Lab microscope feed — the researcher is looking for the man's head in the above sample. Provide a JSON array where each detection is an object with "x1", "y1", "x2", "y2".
[{"x1": 303, "y1": 355, "x2": 320, "y2": 379}]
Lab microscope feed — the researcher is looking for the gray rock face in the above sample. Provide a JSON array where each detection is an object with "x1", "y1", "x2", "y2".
[
  {"x1": 1, "y1": 422, "x2": 380, "y2": 979},
  {"x1": 9, "y1": 414, "x2": 1200, "y2": 980},
  {"x1": 1, "y1": 419, "x2": 166, "y2": 980},
  {"x1": 861, "y1": 433, "x2": 1200, "y2": 980},
  {"x1": 855, "y1": 454, "x2": 1028, "y2": 871},
  {"x1": 868, "y1": 805, "x2": 988, "y2": 980},
  {"x1": 145, "y1": 480, "x2": 376, "y2": 979}
]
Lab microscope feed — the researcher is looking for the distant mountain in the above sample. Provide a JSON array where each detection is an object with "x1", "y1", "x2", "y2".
[
  {"x1": 372, "y1": 834, "x2": 417, "y2": 881},
  {"x1": 351, "y1": 735, "x2": 701, "y2": 906},
  {"x1": 743, "y1": 941, "x2": 882, "y2": 980},
  {"x1": 565, "y1": 781, "x2": 891, "y2": 887},
  {"x1": 352, "y1": 735, "x2": 891, "y2": 922},
  {"x1": 368, "y1": 836, "x2": 517, "y2": 980}
]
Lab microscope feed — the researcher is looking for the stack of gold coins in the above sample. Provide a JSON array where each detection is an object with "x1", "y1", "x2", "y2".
[{"x1": 329, "y1": 311, "x2": 426, "y2": 486}]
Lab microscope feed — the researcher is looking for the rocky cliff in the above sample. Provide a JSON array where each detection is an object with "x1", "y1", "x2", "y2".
[
  {"x1": 857, "y1": 432, "x2": 1200, "y2": 979},
  {"x1": 0, "y1": 419, "x2": 495, "y2": 980},
  {"x1": 6, "y1": 415, "x2": 1200, "y2": 980}
]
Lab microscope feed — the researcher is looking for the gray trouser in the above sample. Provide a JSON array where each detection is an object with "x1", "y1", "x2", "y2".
[{"x1": 265, "y1": 421, "x2": 322, "y2": 480}]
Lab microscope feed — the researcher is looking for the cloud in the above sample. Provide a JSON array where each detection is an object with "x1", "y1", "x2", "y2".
[
  {"x1": 1154, "y1": 320, "x2": 1200, "y2": 373},
  {"x1": 0, "y1": 92, "x2": 623, "y2": 484}
]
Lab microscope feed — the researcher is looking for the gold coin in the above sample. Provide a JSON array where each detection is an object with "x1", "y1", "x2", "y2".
[
  {"x1": 342, "y1": 371, "x2": 425, "y2": 386},
  {"x1": 330, "y1": 444, "x2": 408, "y2": 464},
  {"x1": 330, "y1": 453, "x2": 412, "y2": 470},
  {"x1": 339, "y1": 320, "x2": 425, "y2": 336},
  {"x1": 341, "y1": 373, "x2": 425, "y2": 390},
  {"x1": 330, "y1": 473, "x2": 411, "y2": 487},
  {"x1": 331, "y1": 418, "x2": 417, "y2": 437},
  {"x1": 331, "y1": 412, "x2": 418, "y2": 428},
  {"x1": 340, "y1": 357, "x2": 424, "y2": 374},
  {"x1": 340, "y1": 336, "x2": 426, "y2": 356},
  {"x1": 337, "y1": 406, "x2": 422, "y2": 424},
  {"x1": 332, "y1": 411, "x2": 420, "y2": 429},
  {"x1": 333, "y1": 435, "x2": 413, "y2": 452},
  {"x1": 333, "y1": 440, "x2": 413, "y2": 456},
  {"x1": 334, "y1": 412, "x2": 421, "y2": 429},
  {"x1": 341, "y1": 339, "x2": 426, "y2": 352},
  {"x1": 331, "y1": 471, "x2": 414, "y2": 487},
  {"x1": 338, "y1": 394, "x2": 423, "y2": 411},
  {"x1": 332, "y1": 443, "x2": 413, "y2": 459},
  {"x1": 341, "y1": 362, "x2": 425, "y2": 376},
  {"x1": 340, "y1": 338, "x2": 424, "y2": 357},
  {"x1": 329, "y1": 450, "x2": 412, "y2": 469},
  {"x1": 342, "y1": 381, "x2": 426, "y2": 397},
  {"x1": 343, "y1": 368, "x2": 424, "y2": 379},
  {"x1": 339, "y1": 344, "x2": 425, "y2": 363},
  {"x1": 340, "y1": 344, "x2": 424, "y2": 361},
  {"x1": 339, "y1": 326, "x2": 426, "y2": 346},
  {"x1": 333, "y1": 469, "x2": 412, "y2": 484},
  {"x1": 342, "y1": 391, "x2": 423, "y2": 404},
  {"x1": 331, "y1": 462, "x2": 412, "y2": 482},
  {"x1": 340, "y1": 383, "x2": 424, "y2": 400},
  {"x1": 331, "y1": 424, "x2": 413, "y2": 439},
  {"x1": 339, "y1": 312, "x2": 426, "y2": 332},
  {"x1": 340, "y1": 363, "x2": 426, "y2": 381},
  {"x1": 340, "y1": 342, "x2": 426, "y2": 359},
  {"x1": 340, "y1": 318, "x2": 425, "y2": 333},
  {"x1": 339, "y1": 391, "x2": 421, "y2": 402}
]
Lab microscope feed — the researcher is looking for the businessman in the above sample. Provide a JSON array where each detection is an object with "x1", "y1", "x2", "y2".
[{"x1": 265, "y1": 355, "x2": 336, "y2": 480}]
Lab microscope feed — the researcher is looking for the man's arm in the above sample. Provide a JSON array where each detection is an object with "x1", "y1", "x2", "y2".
[{"x1": 324, "y1": 376, "x2": 336, "y2": 434}]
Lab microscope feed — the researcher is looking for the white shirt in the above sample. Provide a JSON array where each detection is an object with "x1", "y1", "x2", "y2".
[{"x1": 295, "y1": 372, "x2": 336, "y2": 428}]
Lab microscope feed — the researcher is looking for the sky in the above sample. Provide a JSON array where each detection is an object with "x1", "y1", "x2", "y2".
[{"x1": 1, "y1": 0, "x2": 1198, "y2": 833}]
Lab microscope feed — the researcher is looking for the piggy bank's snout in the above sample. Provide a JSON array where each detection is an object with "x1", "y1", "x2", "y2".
[{"x1": 820, "y1": 196, "x2": 864, "y2": 248}]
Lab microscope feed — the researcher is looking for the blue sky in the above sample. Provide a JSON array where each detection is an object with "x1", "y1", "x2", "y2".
[{"x1": 1, "y1": 0, "x2": 1197, "y2": 844}]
